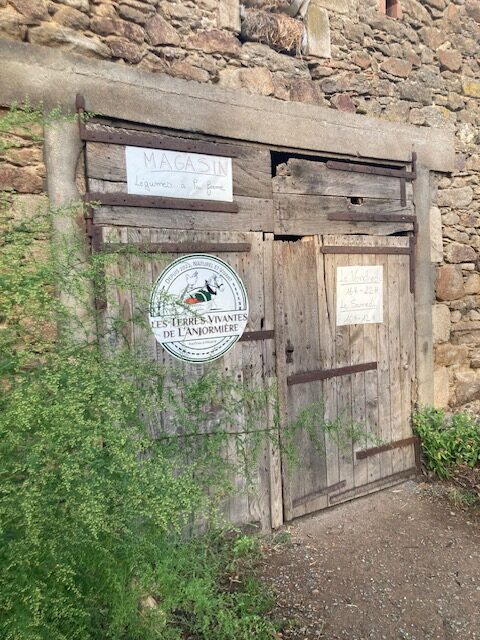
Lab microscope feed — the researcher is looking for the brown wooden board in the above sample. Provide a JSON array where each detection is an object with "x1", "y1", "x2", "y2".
[
  {"x1": 274, "y1": 158, "x2": 413, "y2": 200},
  {"x1": 86, "y1": 137, "x2": 273, "y2": 199}
]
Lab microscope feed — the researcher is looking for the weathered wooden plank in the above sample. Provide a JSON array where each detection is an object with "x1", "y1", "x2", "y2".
[
  {"x1": 324, "y1": 237, "x2": 354, "y2": 495},
  {"x1": 274, "y1": 194, "x2": 414, "y2": 236},
  {"x1": 86, "y1": 137, "x2": 273, "y2": 199},
  {"x1": 263, "y1": 233, "x2": 283, "y2": 530},
  {"x1": 274, "y1": 158, "x2": 413, "y2": 200},
  {"x1": 273, "y1": 241, "x2": 293, "y2": 520},
  {"x1": 318, "y1": 236, "x2": 341, "y2": 494},
  {"x1": 93, "y1": 195, "x2": 273, "y2": 232},
  {"x1": 399, "y1": 245, "x2": 416, "y2": 472},
  {"x1": 388, "y1": 249, "x2": 403, "y2": 475},
  {"x1": 280, "y1": 238, "x2": 328, "y2": 520}
]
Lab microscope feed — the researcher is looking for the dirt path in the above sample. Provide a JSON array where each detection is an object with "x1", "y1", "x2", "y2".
[{"x1": 260, "y1": 481, "x2": 480, "y2": 640}]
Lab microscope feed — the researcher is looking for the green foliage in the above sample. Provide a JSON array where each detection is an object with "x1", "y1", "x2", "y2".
[
  {"x1": 0, "y1": 106, "x2": 278, "y2": 639},
  {"x1": 413, "y1": 407, "x2": 480, "y2": 478}
]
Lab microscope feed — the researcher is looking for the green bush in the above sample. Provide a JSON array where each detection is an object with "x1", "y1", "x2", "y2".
[
  {"x1": 0, "y1": 108, "x2": 278, "y2": 640},
  {"x1": 413, "y1": 407, "x2": 480, "y2": 478}
]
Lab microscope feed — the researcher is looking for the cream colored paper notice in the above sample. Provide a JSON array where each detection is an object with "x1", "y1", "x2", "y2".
[
  {"x1": 125, "y1": 146, "x2": 233, "y2": 201},
  {"x1": 336, "y1": 265, "x2": 383, "y2": 326}
]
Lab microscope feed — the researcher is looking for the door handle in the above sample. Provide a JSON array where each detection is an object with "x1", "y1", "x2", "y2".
[{"x1": 286, "y1": 340, "x2": 295, "y2": 363}]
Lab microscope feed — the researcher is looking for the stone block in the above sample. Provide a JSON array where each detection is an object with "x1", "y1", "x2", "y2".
[
  {"x1": 419, "y1": 26, "x2": 446, "y2": 50},
  {"x1": 435, "y1": 344, "x2": 469, "y2": 367},
  {"x1": 465, "y1": 0, "x2": 480, "y2": 22},
  {"x1": 28, "y1": 24, "x2": 111, "y2": 58},
  {"x1": 305, "y1": 0, "x2": 349, "y2": 13},
  {"x1": 402, "y1": 0, "x2": 432, "y2": 24},
  {"x1": 304, "y1": 3, "x2": 331, "y2": 58},
  {"x1": 464, "y1": 273, "x2": 480, "y2": 295},
  {"x1": 462, "y1": 79, "x2": 480, "y2": 98},
  {"x1": 433, "y1": 366, "x2": 450, "y2": 408},
  {"x1": 436, "y1": 265, "x2": 465, "y2": 301},
  {"x1": 10, "y1": 0, "x2": 48, "y2": 22},
  {"x1": 145, "y1": 14, "x2": 180, "y2": 46},
  {"x1": 53, "y1": 6, "x2": 90, "y2": 30},
  {"x1": 454, "y1": 368, "x2": 480, "y2": 405},
  {"x1": 444, "y1": 242, "x2": 476, "y2": 264},
  {"x1": 430, "y1": 206, "x2": 443, "y2": 263},
  {"x1": 54, "y1": 0, "x2": 89, "y2": 11},
  {"x1": 218, "y1": 0, "x2": 241, "y2": 33},
  {"x1": 432, "y1": 304, "x2": 451, "y2": 343},
  {"x1": 438, "y1": 49, "x2": 462, "y2": 72},
  {"x1": 187, "y1": 29, "x2": 240, "y2": 54},
  {"x1": 90, "y1": 16, "x2": 145, "y2": 43},
  {"x1": 437, "y1": 186, "x2": 474, "y2": 208},
  {"x1": 380, "y1": 58, "x2": 412, "y2": 78},
  {"x1": 0, "y1": 164, "x2": 44, "y2": 193},
  {"x1": 107, "y1": 37, "x2": 144, "y2": 63}
]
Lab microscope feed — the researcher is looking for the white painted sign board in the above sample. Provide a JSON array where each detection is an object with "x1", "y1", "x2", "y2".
[
  {"x1": 125, "y1": 146, "x2": 233, "y2": 201},
  {"x1": 149, "y1": 254, "x2": 249, "y2": 363},
  {"x1": 336, "y1": 265, "x2": 383, "y2": 326}
]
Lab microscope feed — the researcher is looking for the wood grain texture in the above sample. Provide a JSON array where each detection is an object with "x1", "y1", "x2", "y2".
[
  {"x1": 274, "y1": 194, "x2": 414, "y2": 236},
  {"x1": 86, "y1": 135, "x2": 273, "y2": 199},
  {"x1": 274, "y1": 158, "x2": 413, "y2": 200},
  {"x1": 93, "y1": 195, "x2": 274, "y2": 232}
]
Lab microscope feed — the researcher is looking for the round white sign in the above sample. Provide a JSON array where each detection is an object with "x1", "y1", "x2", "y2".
[{"x1": 149, "y1": 254, "x2": 249, "y2": 363}]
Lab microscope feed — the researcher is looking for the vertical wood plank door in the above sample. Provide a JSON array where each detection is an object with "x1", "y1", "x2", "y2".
[{"x1": 275, "y1": 234, "x2": 417, "y2": 521}]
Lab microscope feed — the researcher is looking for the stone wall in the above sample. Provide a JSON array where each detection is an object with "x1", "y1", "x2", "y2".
[{"x1": 0, "y1": 0, "x2": 479, "y2": 409}]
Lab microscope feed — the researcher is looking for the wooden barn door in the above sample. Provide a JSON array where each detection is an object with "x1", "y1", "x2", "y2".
[{"x1": 274, "y1": 234, "x2": 417, "y2": 521}]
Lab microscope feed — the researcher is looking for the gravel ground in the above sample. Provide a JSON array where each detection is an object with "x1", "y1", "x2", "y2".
[{"x1": 259, "y1": 481, "x2": 480, "y2": 640}]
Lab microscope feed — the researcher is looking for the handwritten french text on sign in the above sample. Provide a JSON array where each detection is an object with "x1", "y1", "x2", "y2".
[
  {"x1": 125, "y1": 146, "x2": 233, "y2": 202},
  {"x1": 336, "y1": 265, "x2": 383, "y2": 326}
]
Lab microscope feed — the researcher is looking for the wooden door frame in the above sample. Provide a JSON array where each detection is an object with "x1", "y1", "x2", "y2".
[{"x1": 5, "y1": 41, "x2": 450, "y2": 526}]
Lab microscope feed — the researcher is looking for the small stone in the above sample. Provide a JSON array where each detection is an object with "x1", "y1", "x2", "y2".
[
  {"x1": 352, "y1": 52, "x2": 370, "y2": 69},
  {"x1": 420, "y1": 26, "x2": 446, "y2": 49},
  {"x1": 145, "y1": 14, "x2": 180, "y2": 46},
  {"x1": 436, "y1": 343, "x2": 469, "y2": 366},
  {"x1": 90, "y1": 16, "x2": 145, "y2": 44},
  {"x1": 445, "y1": 242, "x2": 476, "y2": 264},
  {"x1": 399, "y1": 82, "x2": 432, "y2": 105},
  {"x1": 0, "y1": 164, "x2": 43, "y2": 193},
  {"x1": 421, "y1": 105, "x2": 457, "y2": 129},
  {"x1": 10, "y1": 0, "x2": 48, "y2": 21},
  {"x1": 465, "y1": 154, "x2": 480, "y2": 172},
  {"x1": 169, "y1": 60, "x2": 210, "y2": 83},
  {"x1": 53, "y1": 6, "x2": 90, "y2": 30},
  {"x1": 471, "y1": 355, "x2": 480, "y2": 369},
  {"x1": 437, "y1": 186, "x2": 474, "y2": 208},
  {"x1": 465, "y1": 0, "x2": 480, "y2": 22},
  {"x1": 402, "y1": 0, "x2": 432, "y2": 24},
  {"x1": 239, "y1": 67, "x2": 275, "y2": 96},
  {"x1": 464, "y1": 273, "x2": 480, "y2": 294},
  {"x1": 454, "y1": 369, "x2": 480, "y2": 405},
  {"x1": 107, "y1": 37, "x2": 144, "y2": 63},
  {"x1": 462, "y1": 79, "x2": 480, "y2": 98},
  {"x1": 380, "y1": 58, "x2": 412, "y2": 78},
  {"x1": 438, "y1": 49, "x2": 462, "y2": 72},
  {"x1": 442, "y1": 211, "x2": 460, "y2": 225},
  {"x1": 451, "y1": 310, "x2": 462, "y2": 323},
  {"x1": 436, "y1": 265, "x2": 465, "y2": 301},
  {"x1": 117, "y1": 3, "x2": 154, "y2": 25},
  {"x1": 186, "y1": 29, "x2": 240, "y2": 54},
  {"x1": 433, "y1": 304, "x2": 451, "y2": 343},
  {"x1": 218, "y1": 0, "x2": 241, "y2": 33},
  {"x1": 54, "y1": 0, "x2": 89, "y2": 10},
  {"x1": 289, "y1": 78, "x2": 325, "y2": 105},
  {"x1": 304, "y1": 3, "x2": 331, "y2": 58},
  {"x1": 4, "y1": 146, "x2": 43, "y2": 166},
  {"x1": 28, "y1": 24, "x2": 111, "y2": 58},
  {"x1": 0, "y1": 7, "x2": 28, "y2": 40},
  {"x1": 330, "y1": 93, "x2": 356, "y2": 113}
]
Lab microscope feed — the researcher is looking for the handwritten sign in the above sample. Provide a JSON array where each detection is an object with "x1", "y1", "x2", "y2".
[
  {"x1": 336, "y1": 265, "x2": 383, "y2": 326},
  {"x1": 125, "y1": 146, "x2": 233, "y2": 201}
]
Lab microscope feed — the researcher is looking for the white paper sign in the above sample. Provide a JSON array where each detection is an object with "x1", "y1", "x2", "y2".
[
  {"x1": 336, "y1": 265, "x2": 383, "y2": 326},
  {"x1": 125, "y1": 146, "x2": 233, "y2": 201}
]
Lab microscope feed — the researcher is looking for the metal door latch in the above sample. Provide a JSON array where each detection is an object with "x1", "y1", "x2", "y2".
[{"x1": 286, "y1": 340, "x2": 295, "y2": 363}]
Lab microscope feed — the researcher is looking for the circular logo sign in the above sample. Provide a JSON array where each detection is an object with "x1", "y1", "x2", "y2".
[{"x1": 149, "y1": 254, "x2": 249, "y2": 363}]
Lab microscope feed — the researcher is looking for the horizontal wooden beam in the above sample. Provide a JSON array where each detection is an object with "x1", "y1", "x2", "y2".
[
  {"x1": 239, "y1": 329, "x2": 275, "y2": 342},
  {"x1": 287, "y1": 361, "x2": 377, "y2": 386},
  {"x1": 292, "y1": 480, "x2": 347, "y2": 509},
  {"x1": 320, "y1": 245, "x2": 411, "y2": 255},
  {"x1": 98, "y1": 241, "x2": 252, "y2": 254},
  {"x1": 0, "y1": 41, "x2": 455, "y2": 172},
  {"x1": 85, "y1": 192, "x2": 238, "y2": 213}
]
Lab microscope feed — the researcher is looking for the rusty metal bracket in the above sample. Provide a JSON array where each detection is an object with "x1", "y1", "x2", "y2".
[
  {"x1": 320, "y1": 245, "x2": 411, "y2": 255},
  {"x1": 329, "y1": 467, "x2": 418, "y2": 505},
  {"x1": 239, "y1": 330, "x2": 275, "y2": 342},
  {"x1": 327, "y1": 212, "x2": 416, "y2": 224},
  {"x1": 356, "y1": 436, "x2": 420, "y2": 461},
  {"x1": 326, "y1": 151, "x2": 417, "y2": 207},
  {"x1": 98, "y1": 241, "x2": 251, "y2": 254},
  {"x1": 287, "y1": 361, "x2": 377, "y2": 386},
  {"x1": 292, "y1": 480, "x2": 347, "y2": 509}
]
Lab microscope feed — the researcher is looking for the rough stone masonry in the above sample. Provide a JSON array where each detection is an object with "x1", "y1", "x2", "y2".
[{"x1": 0, "y1": 0, "x2": 479, "y2": 409}]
